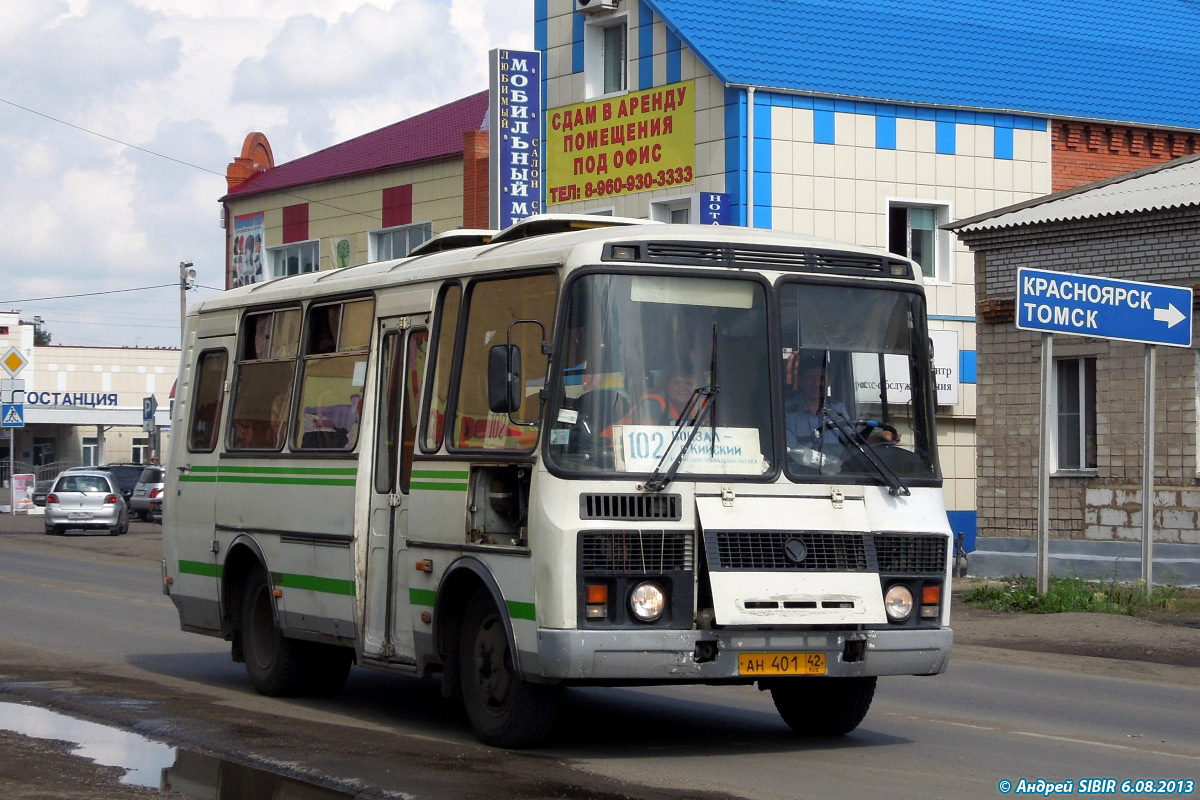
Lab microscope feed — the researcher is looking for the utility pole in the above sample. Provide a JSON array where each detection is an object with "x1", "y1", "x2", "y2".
[{"x1": 179, "y1": 261, "x2": 196, "y2": 344}]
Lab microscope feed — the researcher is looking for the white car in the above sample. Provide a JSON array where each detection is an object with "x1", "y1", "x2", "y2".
[{"x1": 44, "y1": 470, "x2": 130, "y2": 536}]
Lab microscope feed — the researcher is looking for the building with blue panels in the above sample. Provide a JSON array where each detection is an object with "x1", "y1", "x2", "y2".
[{"x1": 536, "y1": 0, "x2": 1200, "y2": 550}]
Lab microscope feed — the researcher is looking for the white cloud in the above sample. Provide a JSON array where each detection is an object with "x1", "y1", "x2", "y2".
[{"x1": 0, "y1": 0, "x2": 534, "y2": 346}]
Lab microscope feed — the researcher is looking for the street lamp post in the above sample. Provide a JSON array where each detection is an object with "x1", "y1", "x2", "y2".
[{"x1": 179, "y1": 261, "x2": 196, "y2": 344}]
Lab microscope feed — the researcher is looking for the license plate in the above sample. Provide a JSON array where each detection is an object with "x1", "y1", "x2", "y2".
[
  {"x1": 738, "y1": 652, "x2": 826, "y2": 676},
  {"x1": 68, "y1": 512, "x2": 90, "y2": 520}
]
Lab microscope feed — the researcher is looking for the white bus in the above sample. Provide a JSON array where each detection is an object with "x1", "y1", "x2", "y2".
[{"x1": 163, "y1": 216, "x2": 953, "y2": 748}]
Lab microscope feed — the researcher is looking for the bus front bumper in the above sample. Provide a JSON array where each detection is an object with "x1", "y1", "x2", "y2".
[{"x1": 530, "y1": 626, "x2": 952, "y2": 682}]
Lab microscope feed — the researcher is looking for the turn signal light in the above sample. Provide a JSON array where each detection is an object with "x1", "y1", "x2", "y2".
[
  {"x1": 922, "y1": 586, "x2": 941, "y2": 605},
  {"x1": 585, "y1": 583, "x2": 608, "y2": 620},
  {"x1": 105, "y1": 495, "x2": 119, "y2": 504},
  {"x1": 46, "y1": 494, "x2": 58, "y2": 504}
]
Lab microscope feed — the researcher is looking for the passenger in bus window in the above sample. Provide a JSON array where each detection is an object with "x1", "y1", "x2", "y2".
[{"x1": 614, "y1": 359, "x2": 700, "y2": 427}]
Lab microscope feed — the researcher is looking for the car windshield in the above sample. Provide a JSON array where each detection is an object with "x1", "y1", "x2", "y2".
[
  {"x1": 778, "y1": 281, "x2": 939, "y2": 484},
  {"x1": 138, "y1": 468, "x2": 163, "y2": 483},
  {"x1": 545, "y1": 272, "x2": 773, "y2": 478}
]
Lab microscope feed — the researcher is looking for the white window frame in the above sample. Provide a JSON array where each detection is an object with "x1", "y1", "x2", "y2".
[
  {"x1": 650, "y1": 194, "x2": 699, "y2": 224},
  {"x1": 584, "y1": 12, "x2": 629, "y2": 98},
  {"x1": 81, "y1": 437, "x2": 98, "y2": 466},
  {"x1": 1051, "y1": 356, "x2": 1097, "y2": 474},
  {"x1": 886, "y1": 199, "x2": 952, "y2": 284},
  {"x1": 269, "y1": 240, "x2": 320, "y2": 279},
  {"x1": 369, "y1": 222, "x2": 434, "y2": 261},
  {"x1": 131, "y1": 437, "x2": 149, "y2": 465}
]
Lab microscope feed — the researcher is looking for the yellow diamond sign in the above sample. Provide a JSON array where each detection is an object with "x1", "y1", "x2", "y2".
[{"x1": 2, "y1": 347, "x2": 28, "y2": 377}]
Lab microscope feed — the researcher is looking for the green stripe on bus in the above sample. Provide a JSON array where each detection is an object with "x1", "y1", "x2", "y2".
[
  {"x1": 217, "y1": 475, "x2": 355, "y2": 486},
  {"x1": 411, "y1": 469, "x2": 470, "y2": 479},
  {"x1": 410, "y1": 481, "x2": 469, "y2": 492},
  {"x1": 179, "y1": 474, "x2": 219, "y2": 483},
  {"x1": 507, "y1": 601, "x2": 536, "y2": 621},
  {"x1": 271, "y1": 572, "x2": 356, "y2": 596},
  {"x1": 408, "y1": 589, "x2": 534, "y2": 621},
  {"x1": 178, "y1": 560, "x2": 222, "y2": 578},
  {"x1": 410, "y1": 588, "x2": 436, "y2": 607},
  {"x1": 217, "y1": 465, "x2": 356, "y2": 475}
]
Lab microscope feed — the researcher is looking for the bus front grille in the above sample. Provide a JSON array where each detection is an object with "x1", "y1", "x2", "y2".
[
  {"x1": 579, "y1": 492, "x2": 682, "y2": 521},
  {"x1": 580, "y1": 530, "x2": 693, "y2": 573},
  {"x1": 706, "y1": 530, "x2": 869, "y2": 572},
  {"x1": 875, "y1": 534, "x2": 947, "y2": 575}
]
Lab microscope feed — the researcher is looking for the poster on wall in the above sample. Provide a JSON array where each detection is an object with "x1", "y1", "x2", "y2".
[
  {"x1": 231, "y1": 212, "x2": 265, "y2": 288},
  {"x1": 331, "y1": 237, "x2": 352, "y2": 268},
  {"x1": 546, "y1": 81, "x2": 695, "y2": 206}
]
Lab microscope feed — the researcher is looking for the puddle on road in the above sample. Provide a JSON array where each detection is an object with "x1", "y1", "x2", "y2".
[{"x1": 0, "y1": 701, "x2": 355, "y2": 799}]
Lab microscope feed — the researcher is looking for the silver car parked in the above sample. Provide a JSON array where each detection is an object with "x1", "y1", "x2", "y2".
[
  {"x1": 44, "y1": 470, "x2": 130, "y2": 536},
  {"x1": 130, "y1": 465, "x2": 165, "y2": 521}
]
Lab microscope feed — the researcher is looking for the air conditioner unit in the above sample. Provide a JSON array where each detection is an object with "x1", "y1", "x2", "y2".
[{"x1": 576, "y1": 0, "x2": 618, "y2": 13}]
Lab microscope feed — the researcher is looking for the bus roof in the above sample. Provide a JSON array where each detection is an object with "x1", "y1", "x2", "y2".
[{"x1": 196, "y1": 220, "x2": 920, "y2": 317}]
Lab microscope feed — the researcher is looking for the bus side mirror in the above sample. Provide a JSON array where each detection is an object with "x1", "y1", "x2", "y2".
[{"x1": 488, "y1": 344, "x2": 522, "y2": 413}]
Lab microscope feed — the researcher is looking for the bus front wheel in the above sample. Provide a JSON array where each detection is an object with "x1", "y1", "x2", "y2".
[
  {"x1": 458, "y1": 588, "x2": 560, "y2": 748},
  {"x1": 767, "y1": 676, "x2": 876, "y2": 736}
]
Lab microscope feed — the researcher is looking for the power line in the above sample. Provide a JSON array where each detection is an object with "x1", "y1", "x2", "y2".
[
  {"x1": 0, "y1": 97, "x2": 225, "y2": 177},
  {"x1": 0, "y1": 284, "x2": 176, "y2": 304},
  {"x1": 1, "y1": 95, "x2": 384, "y2": 224}
]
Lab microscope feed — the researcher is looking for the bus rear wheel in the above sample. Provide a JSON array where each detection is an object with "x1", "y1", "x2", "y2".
[
  {"x1": 240, "y1": 567, "x2": 351, "y2": 697},
  {"x1": 458, "y1": 588, "x2": 560, "y2": 748},
  {"x1": 767, "y1": 676, "x2": 876, "y2": 736}
]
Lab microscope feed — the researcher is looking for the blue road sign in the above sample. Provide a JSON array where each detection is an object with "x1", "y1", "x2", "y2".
[
  {"x1": 1, "y1": 403, "x2": 24, "y2": 428},
  {"x1": 1016, "y1": 267, "x2": 1193, "y2": 347}
]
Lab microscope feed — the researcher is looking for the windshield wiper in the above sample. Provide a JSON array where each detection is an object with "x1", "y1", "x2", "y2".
[
  {"x1": 643, "y1": 384, "x2": 718, "y2": 492},
  {"x1": 823, "y1": 407, "x2": 910, "y2": 496}
]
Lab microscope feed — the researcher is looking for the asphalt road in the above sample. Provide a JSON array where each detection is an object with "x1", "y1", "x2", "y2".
[{"x1": 0, "y1": 516, "x2": 1198, "y2": 800}]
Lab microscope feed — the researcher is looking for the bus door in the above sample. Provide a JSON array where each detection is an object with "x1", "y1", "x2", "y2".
[
  {"x1": 171, "y1": 340, "x2": 233, "y2": 631},
  {"x1": 363, "y1": 316, "x2": 428, "y2": 663}
]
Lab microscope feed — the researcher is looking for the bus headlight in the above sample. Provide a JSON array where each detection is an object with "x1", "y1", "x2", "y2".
[
  {"x1": 629, "y1": 582, "x2": 666, "y2": 622},
  {"x1": 884, "y1": 584, "x2": 914, "y2": 621}
]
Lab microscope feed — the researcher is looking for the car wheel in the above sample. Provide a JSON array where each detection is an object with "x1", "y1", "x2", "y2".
[
  {"x1": 109, "y1": 523, "x2": 121, "y2": 536},
  {"x1": 44, "y1": 526, "x2": 55, "y2": 536},
  {"x1": 137, "y1": 510, "x2": 151, "y2": 522},
  {"x1": 458, "y1": 587, "x2": 560, "y2": 748}
]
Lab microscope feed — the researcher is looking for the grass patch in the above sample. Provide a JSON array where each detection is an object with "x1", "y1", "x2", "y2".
[{"x1": 962, "y1": 576, "x2": 1185, "y2": 615}]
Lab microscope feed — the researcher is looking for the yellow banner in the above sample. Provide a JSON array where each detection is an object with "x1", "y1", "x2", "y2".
[{"x1": 546, "y1": 81, "x2": 695, "y2": 205}]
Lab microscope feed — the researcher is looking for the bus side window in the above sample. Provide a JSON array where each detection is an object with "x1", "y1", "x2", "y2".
[
  {"x1": 188, "y1": 350, "x2": 229, "y2": 452},
  {"x1": 401, "y1": 330, "x2": 428, "y2": 491},
  {"x1": 422, "y1": 284, "x2": 461, "y2": 452},
  {"x1": 451, "y1": 272, "x2": 557, "y2": 451},
  {"x1": 295, "y1": 297, "x2": 373, "y2": 451},
  {"x1": 228, "y1": 308, "x2": 301, "y2": 451}
]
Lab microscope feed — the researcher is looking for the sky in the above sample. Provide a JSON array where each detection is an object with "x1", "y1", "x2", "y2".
[{"x1": 0, "y1": 0, "x2": 534, "y2": 349}]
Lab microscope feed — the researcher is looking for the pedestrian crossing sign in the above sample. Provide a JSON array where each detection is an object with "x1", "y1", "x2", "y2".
[{"x1": 1, "y1": 403, "x2": 23, "y2": 428}]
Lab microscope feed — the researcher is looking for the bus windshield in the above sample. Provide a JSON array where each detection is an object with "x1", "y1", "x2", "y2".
[
  {"x1": 778, "y1": 280, "x2": 939, "y2": 484},
  {"x1": 545, "y1": 272, "x2": 939, "y2": 487},
  {"x1": 546, "y1": 272, "x2": 774, "y2": 477}
]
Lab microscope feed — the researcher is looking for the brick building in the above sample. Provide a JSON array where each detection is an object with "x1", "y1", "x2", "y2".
[
  {"x1": 950, "y1": 154, "x2": 1200, "y2": 585},
  {"x1": 219, "y1": 92, "x2": 491, "y2": 289}
]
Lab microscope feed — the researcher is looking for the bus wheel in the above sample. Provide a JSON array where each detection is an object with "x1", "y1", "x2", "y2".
[
  {"x1": 241, "y1": 567, "x2": 308, "y2": 697},
  {"x1": 458, "y1": 588, "x2": 560, "y2": 748},
  {"x1": 767, "y1": 676, "x2": 876, "y2": 736}
]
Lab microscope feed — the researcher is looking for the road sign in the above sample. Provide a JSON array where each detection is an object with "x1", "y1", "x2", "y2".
[
  {"x1": 2, "y1": 347, "x2": 28, "y2": 377},
  {"x1": 1, "y1": 403, "x2": 24, "y2": 428},
  {"x1": 1016, "y1": 267, "x2": 1193, "y2": 347},
  {"x1": 0, "y1": 379, "x2": 23, "y2": 404},
  {"x1": 143, "y1": 395, "x2": 158, "y2": 420}
]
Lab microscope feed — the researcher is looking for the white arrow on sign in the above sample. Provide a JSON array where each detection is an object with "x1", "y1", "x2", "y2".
[{"x1": 1154, "y1": 303, "x2": 1186, "y2": 328}]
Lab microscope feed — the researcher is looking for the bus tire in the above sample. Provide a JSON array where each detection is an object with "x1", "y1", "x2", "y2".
[
  {"x1": 767, "y1": 676, "x2": 876, "y2": 736},
  {"x1": 241, "y1": 567, "x2": 308, "y2": 697},
  {"x1": 304, "y1": 643, "x2": 353, "y2": 697},
  {"x1": 458, "y1": 588, "x2": 560, "y2": 748}
]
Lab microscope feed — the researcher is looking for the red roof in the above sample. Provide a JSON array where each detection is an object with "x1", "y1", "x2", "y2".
[{"x1": 223, "y1": 91, "x2": 488, "y2": 200}]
